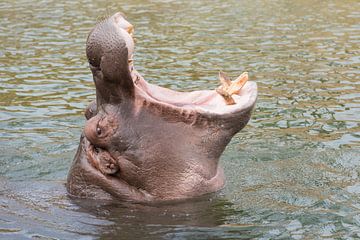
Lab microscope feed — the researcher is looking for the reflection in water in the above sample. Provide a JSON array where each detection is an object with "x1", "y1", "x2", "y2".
[
  {"x1": 1, "y1": 180, "x2": 264, "y2": 239},
  {"x1": 0, "y1": 0, "x2": 359, "y2": 239},
  {"x1": 73, "y1": 195, "x2": 249, "y2": 239}
]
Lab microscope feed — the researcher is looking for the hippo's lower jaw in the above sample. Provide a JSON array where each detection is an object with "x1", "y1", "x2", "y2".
[
  {"x1": 68, "y1": 135, "x2": 227, "y2": 202},
  {"x1": 132, "y1": 69, "x2": 258, "y2": 127},
  {"x1": 67, "y1": 12, "x2": 257, "y2": 203}
]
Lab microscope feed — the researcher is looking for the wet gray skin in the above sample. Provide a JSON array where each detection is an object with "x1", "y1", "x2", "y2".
[{"x1": 67, "y1": 12, "x2": 257, "y2": 202}]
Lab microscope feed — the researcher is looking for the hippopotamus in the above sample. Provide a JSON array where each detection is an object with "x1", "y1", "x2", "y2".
[{"x1": 67, "y1": 12, "x2": 257, "y2": 203}]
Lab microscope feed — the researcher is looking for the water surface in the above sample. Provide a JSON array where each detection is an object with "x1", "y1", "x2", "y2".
[{"x1": 0, "y1": 0, "x2": 359, "y2": 239}]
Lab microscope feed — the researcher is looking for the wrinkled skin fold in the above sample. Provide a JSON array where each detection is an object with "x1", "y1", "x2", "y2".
[{"x1": 67, "y1": 12, "x2": 258, "y2": 203}]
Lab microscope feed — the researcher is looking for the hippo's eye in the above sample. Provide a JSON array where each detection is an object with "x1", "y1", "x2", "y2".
[
  {"x1": 94, "y1": 147, "x2": 99, "y2": 154},
  {"x1": 96, "y1": 127, "x2": 102, "y2": 135}
]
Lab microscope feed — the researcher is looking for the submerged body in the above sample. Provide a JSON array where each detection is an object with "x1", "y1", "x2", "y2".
[{"x1": 67, "y1": 13, "x2": 257, "y2": 202}]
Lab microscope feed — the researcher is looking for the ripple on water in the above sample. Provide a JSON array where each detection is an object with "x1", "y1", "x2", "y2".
[{"x1": 0, "y1": 0, "x2": 360, "y2": 239}]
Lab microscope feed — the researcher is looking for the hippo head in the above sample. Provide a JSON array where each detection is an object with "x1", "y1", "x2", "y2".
[{"x1": 67, "y1": 12, "x2": 257, "y2": 203}]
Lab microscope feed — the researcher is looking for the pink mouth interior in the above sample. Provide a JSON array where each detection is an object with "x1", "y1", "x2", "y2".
[{"x1": 134, "y1": 73, "x2": 258, "y2": 115}]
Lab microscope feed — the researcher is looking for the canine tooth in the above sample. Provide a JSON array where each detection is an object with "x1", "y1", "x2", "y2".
[
  {"x1": 128, "y1": 54, "x2": 134, "y2": 67},
  {"x1": 216, "y1": 71, "x2": 249, "y2": 105},
  {"x1": 127, "y1": 25, "x2": 134, "y2": 35},
  {"x1": 216, "y1": 86, "x2": 235, "y2": 105},
  {"x1": 218, "y1": 71, "x2": 231, "y2": 87},
  {"x1": 229, "y1": 72, "x2": 248, "y2": 95}
]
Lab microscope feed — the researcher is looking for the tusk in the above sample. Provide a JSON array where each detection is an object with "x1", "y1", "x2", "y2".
[
  {"x1": 219, "y1": 71, "x2": 232, "y2": 87},
  {"x1": 228, "y1": 72, "x2": 248, "y2": 95},
  {"x1": 127, "y1": 25, "x2": 134, "y2": 37},
  {"x1": 216, "y1": 86, "x2": 235, "y2": 105},
  {"x1": 216, "y1": 71, "x2": 249, "y2": 105}
]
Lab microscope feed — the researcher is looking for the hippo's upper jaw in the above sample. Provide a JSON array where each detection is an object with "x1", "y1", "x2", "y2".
[{"x1": 67, "y1": 12, "x2": 257, "y2": 203}]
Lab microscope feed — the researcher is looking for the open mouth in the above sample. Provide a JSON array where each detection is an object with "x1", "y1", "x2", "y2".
[
  {"x1": 133, "y1": 72, "x2": 258, "y2": 115},
  {"x1": 115, "y1": 13, "x2": 257, "y2": 116}
]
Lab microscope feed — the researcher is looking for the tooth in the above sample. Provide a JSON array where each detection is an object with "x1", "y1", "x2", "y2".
[
  {"x1": 219, "y1": 71, "x2": 232, "y2": 88},
  {"x1": 216, "y1": 86, "x2": 235, "y2": 105},
  {"x1": 127, "y1": 25, "x2": 134, "y2": 38},
  {"x1": 228, "y1": 72, "x2": 248, "y2": 95},
  {"x1": 216, "y1": 71, "x2": 249, "y2": 105},
  {"x1": 128, "y1": 54, "x2": 134, "y2": 66}
]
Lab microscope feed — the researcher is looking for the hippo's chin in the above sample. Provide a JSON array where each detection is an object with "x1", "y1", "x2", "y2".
[{"x1": 67, "y1": 12, "x2": 257, "y2": 203}]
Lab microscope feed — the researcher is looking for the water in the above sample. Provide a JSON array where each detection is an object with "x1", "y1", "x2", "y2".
[{"x1": 0, "y1": 0, "x2": 359, "y2": 239}]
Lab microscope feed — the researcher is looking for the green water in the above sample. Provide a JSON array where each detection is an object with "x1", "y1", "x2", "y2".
[{"x1": 0, "y1": 0, "x2": 359, "y2": 239}]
